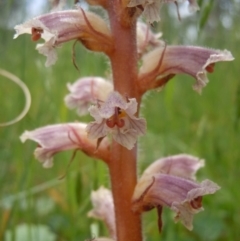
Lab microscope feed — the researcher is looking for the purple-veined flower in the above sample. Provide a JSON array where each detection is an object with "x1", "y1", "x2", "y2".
[
  {"x1": 139, "y1": 45, "x2": 234, "y2": 93},
  {"x1": 64, "y1": 77, "x2": 113, "y2": 116},
  {"x1": 14, "y1": 8, "x2": 112, "y2": 66},
  {"x1": 86, "y1": 91, "x2": 146, "y2": 150},
  {"x1": 20, "y1": 123, "x2": 109, "y2": 168},
  {"x1": 132, "y1": 154, "x2": 220, "y2": 230}
]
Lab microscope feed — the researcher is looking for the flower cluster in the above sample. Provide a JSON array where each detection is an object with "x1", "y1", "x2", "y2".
[
  {"x1": 88, "y1": 154, "x2": 219, "y2": 235},
  {"x1": 14, "y1": 1, "x2": 233, "y2": 240},
  {"x1": 20, "y1": 84, "x2": 146, "y2": 167}
]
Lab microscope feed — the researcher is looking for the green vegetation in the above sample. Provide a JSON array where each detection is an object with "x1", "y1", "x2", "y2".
[{"x1": 0, "y1": 1, "x2": 239, "y2": 240}]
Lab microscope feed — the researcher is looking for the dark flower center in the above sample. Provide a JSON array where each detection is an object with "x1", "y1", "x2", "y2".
[
  {"x1": 31, "y1": 27, "x2": 43, "y2": 42},
  {"x1": 190, "y1": 196, "x2": 202, "y2": 209},
  {"x1": 106, "y1": 107, "x2": 125, "y2": 128}
]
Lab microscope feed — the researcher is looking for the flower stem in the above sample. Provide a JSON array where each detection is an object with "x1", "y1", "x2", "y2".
[
  {"x1": 107, "y1": 2, "x2": 142, "y2": 241},
  {"x1": 108, "y1": 145, "x2": 142, "y2": 241}
]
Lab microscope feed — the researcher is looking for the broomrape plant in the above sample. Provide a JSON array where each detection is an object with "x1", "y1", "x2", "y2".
[{"x1": 15, "y1": 0, "x2": 234, "y2": 240}]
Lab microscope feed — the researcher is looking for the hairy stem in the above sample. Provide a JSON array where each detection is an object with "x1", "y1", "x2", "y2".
[{"x1": 107, "y1": 2, "x2": 142, "y2": 241}]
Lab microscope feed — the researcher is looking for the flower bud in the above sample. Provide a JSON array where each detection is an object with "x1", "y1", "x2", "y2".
[
  {"x1": 64, "y1": 77, "x2": 113, "y2": 116},
  {"x1": 88, "y1": 187, "x2": 116, "y2": 239}
]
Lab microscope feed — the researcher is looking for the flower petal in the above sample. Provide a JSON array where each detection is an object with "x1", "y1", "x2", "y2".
[
  {"x1": 86, "y1": 118, "x2": 108, "y2": 139},
  {"x1": 100, "y1": 92, "x2": 127, "y2": 118},
  {"x1": 36, "y1": 40, "x2": 58, "y2": 67},
  {"x1": 112, "y1": 128, "x2": 138, "y2": 150}
]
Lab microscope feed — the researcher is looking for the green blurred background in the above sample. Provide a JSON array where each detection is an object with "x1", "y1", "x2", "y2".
[{"x1": 0, "y1": 0, "x2": 239, "y2": 240}]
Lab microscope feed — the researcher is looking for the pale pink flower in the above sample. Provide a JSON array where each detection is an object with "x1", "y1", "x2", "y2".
[
  {"x1": 20, "y1": 123, "x2": 109, "y2": 168},
  {"x1": 14, "y1": 9, "x2": 111, "y2": 66},
  {"x1": 88, "y1": 187, "x2": 116, "y2": 239},
  {"x1": 132, "y1": 154, "x2": 220, "y2": 230},
  {"x1": 132, "y1": 174, "x2": 220, "y2": 230},
  {"x1": 86, "y1": 92, "x2": 146, "y2": 150},
  {"x1": 139, "y1": 46, "x2": 234, "y2": 93},
  {"x1": 64, "y1": 77, "x2": 113, "y2": 116}
]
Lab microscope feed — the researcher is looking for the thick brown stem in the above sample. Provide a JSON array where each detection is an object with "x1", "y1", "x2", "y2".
[
  {"x1": 108, "y1": 145, "x2": 142, "y2": 241},
  {"x1": 107, "y1": 2, "x2": 142, "y2": 241}
]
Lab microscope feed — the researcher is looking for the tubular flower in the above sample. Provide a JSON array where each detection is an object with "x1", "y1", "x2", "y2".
[
  {"x1": 128, "y1": 0, "x2": 200, "y2": 23},
  {"x1": 14, "y1": 9, "x2": 112, "y2": 66},
  {"x1": 20, "y1": 123, "x2": 109, "y2": 168},
  {"x1": 64, "y1": 77, "x2": 113, "y2": 116},
  {"x1": 132, "y1": 154, "x2": 220, "y2": 230},
  {"x1": 88, "y1": 187, "x2": 116, "y2": 239},
  {"x1": 140, "y1": 46, "x2": 234, "y2": 93},
  {"x1": 132, "y1": 174, "x2": 220, "y2": 230},
  {"x1": 86, "y1": 91, "x2": 146, "y2": 150}
]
